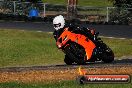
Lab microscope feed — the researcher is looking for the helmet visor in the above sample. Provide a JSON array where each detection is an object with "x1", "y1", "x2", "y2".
[{"x1": 54, "y1": 23, "x2": 61, "y2": 28}]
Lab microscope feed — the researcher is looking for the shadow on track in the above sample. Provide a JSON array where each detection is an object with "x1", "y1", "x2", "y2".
[
  {"x1": 0, "y1": 58, "x2": 132, "y2": 72},
  {"x1": 55, "y1": 58, "x2": 132, "y2": 68},
  {"x1": 113, "y1": 58, "x2": 132, "y2": 64}
]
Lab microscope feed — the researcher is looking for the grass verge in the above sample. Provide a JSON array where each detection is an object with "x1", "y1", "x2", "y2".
[
  {"x1": 42, "y1": 0, "x2": 112, "y2": 7},
  {"x1": 0, "y1": 29, "x2": 131, "y2": 67},
  {"x1": 0, "y1": 80, "x2": 131, "y2": 88},
  {"x1": 0, "y1": 29, "x2": 64, "y2": 67}
]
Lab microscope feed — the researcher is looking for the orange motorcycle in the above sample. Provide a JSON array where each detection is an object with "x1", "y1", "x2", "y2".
[{"x1": 56, "y1": 27, "x2": 114, "y2": 65}]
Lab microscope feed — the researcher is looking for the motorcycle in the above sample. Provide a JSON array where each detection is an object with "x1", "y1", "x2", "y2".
[{"x1": 55, "y1": 27, "x2": 114, "y2": 65}]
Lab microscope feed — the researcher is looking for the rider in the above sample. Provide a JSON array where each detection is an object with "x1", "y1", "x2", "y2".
[{"x1": 53, "y1": 15, "x2": 96, "y2": 41}]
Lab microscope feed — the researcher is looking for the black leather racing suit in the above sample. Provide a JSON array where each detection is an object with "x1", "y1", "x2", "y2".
[{"x1": 53, "y1": 23, "x2": 94, "y2": 41}]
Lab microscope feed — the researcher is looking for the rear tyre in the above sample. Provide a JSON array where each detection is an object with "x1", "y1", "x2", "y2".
[{"x1": 102, "y1": 47, "x2": 114, "y2": 63}]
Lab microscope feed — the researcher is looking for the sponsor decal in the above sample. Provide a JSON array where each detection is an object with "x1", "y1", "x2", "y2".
[{"x1": 77, "y1": 66, "x2": 130, "y2": 84}]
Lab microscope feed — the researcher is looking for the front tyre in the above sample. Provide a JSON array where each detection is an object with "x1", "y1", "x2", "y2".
[
  {"x1": 64, "y1": 55, "x2": 73, "y2": 65},
  {"x1": 64, "y1": 43, "x2": 86, "y2": 65}
]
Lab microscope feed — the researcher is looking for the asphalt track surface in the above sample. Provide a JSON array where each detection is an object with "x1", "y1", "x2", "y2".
[
  {"x1": 0, "y1": 21, "x2": 132, "y2": 38},
  {"x1": 0, "y1": 21, "x2": 132, "y2": 72},
  {"x1": 0, "y1": 58, "x2": 132, "y2": 72}
]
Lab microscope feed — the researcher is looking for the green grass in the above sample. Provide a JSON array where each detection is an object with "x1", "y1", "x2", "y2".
[
  {"x1": 0, "y1": 29, "x2": 132, "y2": 67},
  {"x1": 42, "y1": 0, "x2": 112, "y2": 16},
  {"x1": 102, "y1": 38, "x2": 132, "y2": 57},
  {"x1": 42, "y1": 0, "x2": 113, "y2": 7},
  {"x1": 0, "y1": 80, "x2": 131, "y2": 88},
  {"x1": 0, "y1": 29, "x2": 64, "y2": 67}
]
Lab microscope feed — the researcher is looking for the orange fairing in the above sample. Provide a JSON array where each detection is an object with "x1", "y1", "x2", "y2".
[{"x1": 57, "y1": 28, "x2": 96, "y2": 60}]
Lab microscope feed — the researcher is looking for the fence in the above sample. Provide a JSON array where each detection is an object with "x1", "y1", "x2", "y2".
[
  {"x1": 106, "y1": 7, "x2": 132, "y2": 24},
  {"x1": 0, "y1": 1, "x2": 131, "y2": 24},
  {"x1": 76, "y1": 6, "x2": 108, "y2": 23}
]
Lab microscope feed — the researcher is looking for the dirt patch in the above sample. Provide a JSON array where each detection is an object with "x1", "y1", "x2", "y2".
[{"x1": 0, "y1": 67, "x2": 132, "y2": 83}]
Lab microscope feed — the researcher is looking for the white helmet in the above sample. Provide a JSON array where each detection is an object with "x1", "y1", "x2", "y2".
[{"x1": 53, "y1": 15, "x2": 65, "y2": 31}]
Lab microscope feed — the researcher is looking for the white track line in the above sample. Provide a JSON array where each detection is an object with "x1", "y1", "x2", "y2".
[
  {"x1": 21, "y1": 31, "x2": 131, "y2": 40},
  {"x1": 100, "y1": 36, "x2": 127, "y2": 40},
  {"x1": 36, "y1": 31, "x2": 43, "y2": 32}
]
